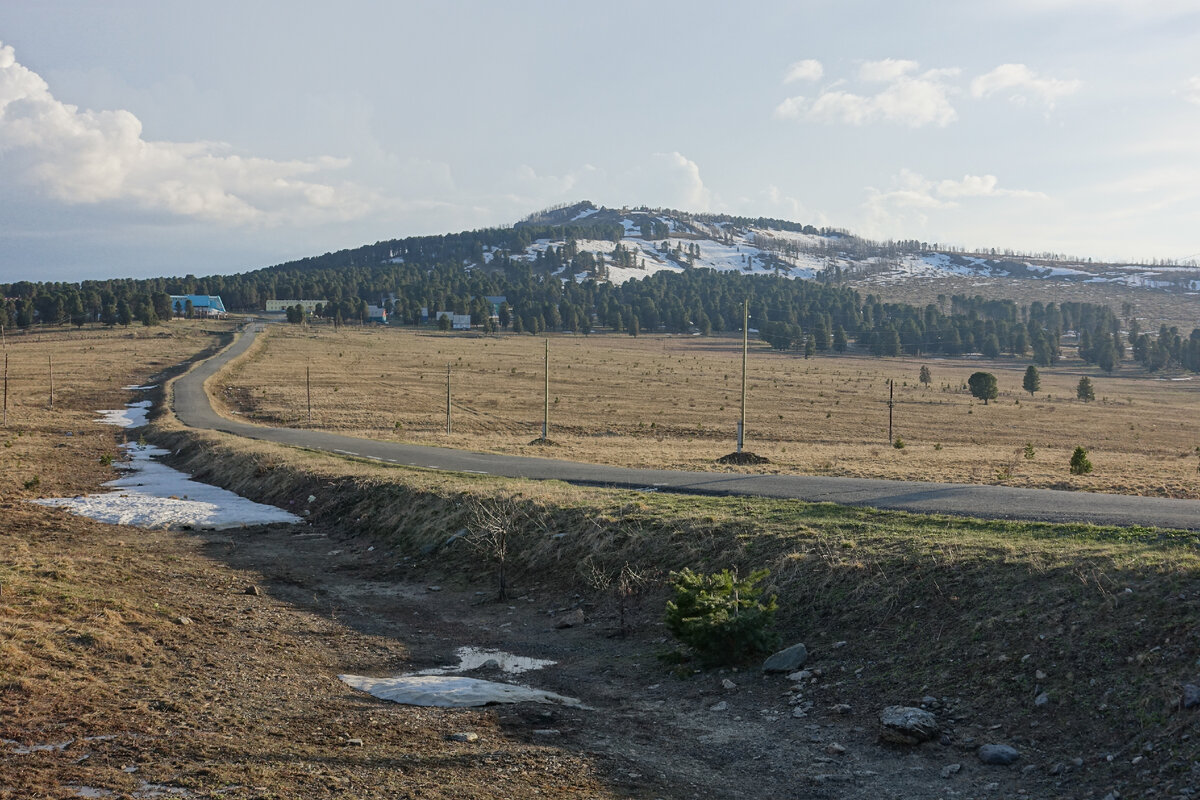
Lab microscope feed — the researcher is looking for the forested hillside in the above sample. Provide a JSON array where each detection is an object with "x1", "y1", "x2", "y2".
[{"x1": 4, "y1": 205, "x2": 1199, "y2": 373}]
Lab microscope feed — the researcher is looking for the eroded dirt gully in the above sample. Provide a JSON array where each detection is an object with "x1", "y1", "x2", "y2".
[{"x1": 207, "y1": 516, "x2": 1047, "y2": 800}]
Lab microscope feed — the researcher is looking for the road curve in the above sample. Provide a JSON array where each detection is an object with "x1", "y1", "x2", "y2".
[{"x1": 171, "y1": 324, "x2": 1200, "y2": 531}]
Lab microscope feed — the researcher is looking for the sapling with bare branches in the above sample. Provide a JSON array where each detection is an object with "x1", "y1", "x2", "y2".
[{"x1": 466, "y1": 494, "x2": 526, "y2": 600}]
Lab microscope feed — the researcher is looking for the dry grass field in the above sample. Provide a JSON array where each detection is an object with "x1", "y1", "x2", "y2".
[
  {"x1": 0, "y1": 322, "x2": 234, "y2": 500},
  {"x1": 218, "y1": 324, "x2": 1200, "y2": 498},
  {"x1": 5, "y1": 319, "x2": 1200, "y2": 797},
  {"x1": 849, "y1": 273, "x2": 1200, "y2": 332}
]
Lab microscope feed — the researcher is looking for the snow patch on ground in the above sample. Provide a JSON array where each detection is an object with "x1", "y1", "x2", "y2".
[
  {"x1": 414, "y1": 647, "x2": 556, "y2": 676},
  {"x1": 339, "y1": 673, "x2": 584, "y2": 708},
  {"x1": 95, "y1": 400, "x2": 152, "y2": 429},
  {"x1": 34, "y1": 443, "x2": 303, "y2": 530},
  {"x1": 341, "y1": 645, "x2": 582, "y2": 708}
]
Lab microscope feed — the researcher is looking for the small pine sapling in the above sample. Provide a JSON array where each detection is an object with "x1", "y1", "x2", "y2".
[
  {"x1": 1070, "y1": 446, "x2": 1093, "y2": 475},
  {"x1": 665, "y1": 568, "x2": 780, "y2": 665}
]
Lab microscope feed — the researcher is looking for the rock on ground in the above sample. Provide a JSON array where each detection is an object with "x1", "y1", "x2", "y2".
[
  {"x1": 978, "y1": 744, "x2": 1021, "y2": 765},
  {"x1": 879, "y1": 706, "x2": 939, "y2": 745},
  {"x1": 762, "y1": 643, "x2": 807, "y2": 673}
]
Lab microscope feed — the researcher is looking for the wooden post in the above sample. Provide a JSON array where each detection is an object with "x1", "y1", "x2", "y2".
[
  {"x1": 446, "y1": 362, "x2": 452, "y2": 435},
  {"x1": 542, "y1": 339, "x2": 549, "y2": 441},
  {"x1": 48, "y1": 354, "x2": 53, "y2": 410},
  {"x1": 306, "y1": 365, "x2": 312, "y2": 425},
  {"x1": 739, "y1": 298, "x2": 748, "y2": 452},
  {"x1": 888, "y1": 379, "x2": 895, "y2": 444},
  {"x1": 2, "y1": 353, "x2": 7, "y2": 427}
]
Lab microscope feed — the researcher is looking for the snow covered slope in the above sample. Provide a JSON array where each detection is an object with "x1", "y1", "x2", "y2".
[{"x1": 503, "y1": 202, "x2": 1200, "y2": 294}]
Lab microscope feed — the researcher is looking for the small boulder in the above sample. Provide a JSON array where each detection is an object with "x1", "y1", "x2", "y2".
[
  {"x1": 763, "y1": 643, "x2": 808, "y2": 674},
  {"x1": 879, "y1": 706, "x2": 938, "y2": 745},
  {"x1": 244, "y1": 585, "x2": 261, "y2": 596},
  {"x1": 978, "y1": 744, "x2": 1020, "y2": 765},
  {"x1": 555, "y1": 608, "x2": 586, "y2": 629},
  {"x1": 1182, "y1": 683, "x2": 1200, "y2": 709},
  {"x1": 446, "y1": 732, "x2": 479, "y2": 743}
]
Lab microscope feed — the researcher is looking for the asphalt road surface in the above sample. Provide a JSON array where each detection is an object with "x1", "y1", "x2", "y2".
[{"x1": 171, "y1": 324, "x2": 1200, "y2": 531}]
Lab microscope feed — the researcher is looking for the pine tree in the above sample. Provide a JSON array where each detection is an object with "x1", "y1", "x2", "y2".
[
  {"x1": 1022, "y1": 365, "x2": 1040, "y2": 397},
  {"x1": 968, "y1": 371, "x2": 998, "y2": 404},
  {"x1": 919, "y1": 365, "x2": 932, "y2": 387},
  {"x1": 1076, "y1": 377, "x2": 1095, "y2": 402}
]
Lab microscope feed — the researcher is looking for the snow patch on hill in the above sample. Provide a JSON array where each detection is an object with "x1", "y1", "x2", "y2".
[{"x1": 501, "y1": 204, "x2": 1200, "y2": 293}]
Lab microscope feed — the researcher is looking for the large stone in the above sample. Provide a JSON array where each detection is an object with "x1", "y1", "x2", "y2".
[
  {"x1": 879, "y1": 706, "x2": 938, "y2": 745},
  {"x1": 1182, "y1": 683, "x2": 1200, "y2": 709},
  {"x1": 978, "y1": 744, "x2": 1021, "y2": 765},
  {"x1": 762, "y1": 643, "x2": 808, "y2": 673}
]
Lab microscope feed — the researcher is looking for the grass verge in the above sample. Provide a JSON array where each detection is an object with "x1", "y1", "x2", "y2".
[{"x1": 148, "y1": 417, "x2": 1200, "y2": 795}]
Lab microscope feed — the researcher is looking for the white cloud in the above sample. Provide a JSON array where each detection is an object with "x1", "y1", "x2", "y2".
[
  {"x1": 775, "y1": 59, "x2": 1080, "y2": 127},
  {"x1": 0, "y1": 41, "x2": 373, "y2": 225},
  {"x1": 776, "y1": 60, "x2": 958, "y2": 127},
  {"x1": 808, "y1": 68, "x2": 958, "y2": 127},
  {"x1": 784, "y1": 59, "x2": 823, "y2": 83},
  {"x1": 858, "y1": 59, "x2": 919, "y2": 82},
  {"x1": 759, "y1": 185, "x2": 827, "y2": 227},
  {"x1": 863, "y1": 169, "x2": 1047, "y2": 236},
  {"x1": 772, "y1": 96, "x2": 808, "y2": 120},
  {"x1": 1181, "y1": 76, "x2": 1200, "y2": 106},
  {"x1": 650, "y1": 151, "x2": 715, "y2": 211},
  {"x1": 970, "y1": 64, "x2": 1082, "y2": 108}
]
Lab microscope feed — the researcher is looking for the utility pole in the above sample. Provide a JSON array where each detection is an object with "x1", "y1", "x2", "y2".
[
  {"x1": 48, "y1": 354, "x2": 53, "y2": 410},
  {"x1": 738, "y1": 298, "x2": 748, "y2": 453},
  {"x1": 446, "y1": 362, "x2": 452, "y2": 435},
  {"x1": 306, "y1": 365, "x2": 312, "y2": 425},
  {"x1": 542, "y1": 339, "x2": 549, "y2": 441},
  {"x1": 888, "y1": 378, "x2": 895, "y2": 444}
]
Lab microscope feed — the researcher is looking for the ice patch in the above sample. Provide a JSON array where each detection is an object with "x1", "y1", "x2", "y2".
[
  {"x1": 122, "y1": 384, "x2": 159, "y2": 391},
  {"x1": 415, "y1": 647, "x2": 556, "y2": 676},
  {"x1": 339, "y1": 673, "x2": 584, "y2": 708},
  {"x1": 2, "y1": 737, "x2": 74, "y2": 754},
  {"x1": 34, "y1": 443, "x2": 302, "y2": 530},
  {"x1": 95, "y1": 400, "x2": 152, "y2": 429}
]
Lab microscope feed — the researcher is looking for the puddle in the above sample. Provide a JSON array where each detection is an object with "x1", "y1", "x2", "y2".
[
  {"x1": 339, "y1": 673, "x2": 585, "y2": 708},
  {"x1": 415, "y1": 647, "x2": 556, "y2": 676},
  {"x1": 33, "y1": 443, "x2": 303, "y2": 530},
  {"x1": 1, "y1": 737, "x2": 74, "y2": 754},
  {"x1": 70, "y1": 785, "x2": 195, "y2": 799}
]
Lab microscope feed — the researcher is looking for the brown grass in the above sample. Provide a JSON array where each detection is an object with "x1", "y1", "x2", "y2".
[
  {"x1": 5, "y1": 322, "x2": 1200, "y2": 797},
  {"x1": 217, "y1": 324, "x2": 1200, "y2": 498},
  {"x1": 0, "y1": 322, "x2": 616, "y2": 800}
]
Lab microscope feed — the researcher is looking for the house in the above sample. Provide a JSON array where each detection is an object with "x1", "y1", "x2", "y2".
[
  {"x1": 433, "y1": 311, "x2": 471, "y2": 330},
  {"x1": 366, "y1": 305, "x2": 388, "y2": 323},
  {"x1": 484, "y1": 295, "x2": 507, "y2": 321},
  {"x1": 170, "y1": 295, "x2": 227, "y2": 318},
  {"x1": 265, "y1": 299, "x2": 327, "y2": 314}
]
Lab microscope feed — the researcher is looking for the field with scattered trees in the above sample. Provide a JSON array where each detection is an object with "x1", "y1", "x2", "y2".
[{"x1": 217, "y1": 324, "x2": 1200, "y2": 499}]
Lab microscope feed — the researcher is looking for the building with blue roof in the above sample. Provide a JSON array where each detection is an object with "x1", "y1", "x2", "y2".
[{"x1": 169, "y1": 295, "x2": 227, "y2": 318}]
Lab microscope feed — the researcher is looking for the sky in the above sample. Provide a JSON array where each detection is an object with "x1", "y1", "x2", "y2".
[{"x1": 1, "y1": 0, "x2": 1198, "y2": 282}]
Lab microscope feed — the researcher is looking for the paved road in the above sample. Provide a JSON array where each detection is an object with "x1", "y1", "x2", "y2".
[{"x1": 171, "y1": 324, "x2": 1200, "y2": 531}]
